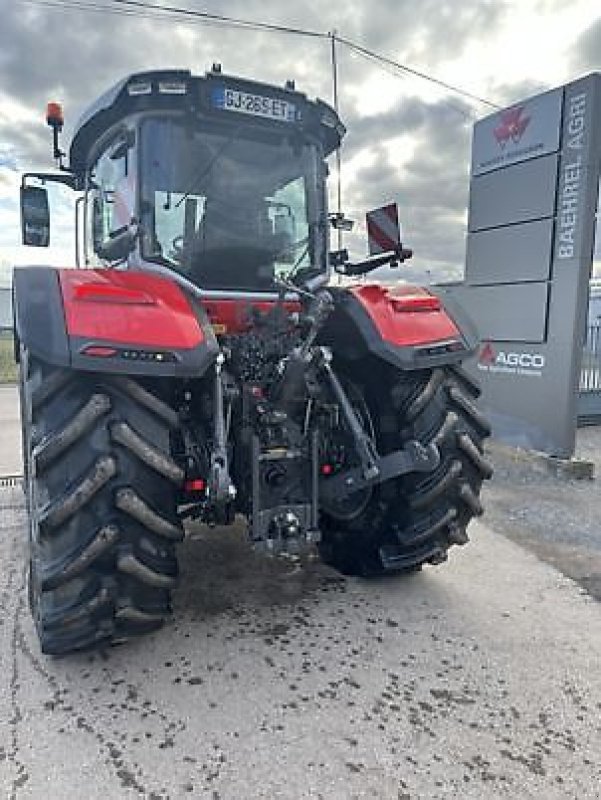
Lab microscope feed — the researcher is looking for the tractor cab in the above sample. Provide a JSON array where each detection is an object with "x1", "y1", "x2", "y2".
[
  {"x1": 22, "y1": 68, "x2": 346, "y2": 296},
  {"x1": 135, "y1": 113, "x2": 322, "y2": 291}
]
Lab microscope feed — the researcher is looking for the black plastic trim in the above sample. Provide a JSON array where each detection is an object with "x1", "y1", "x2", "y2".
[
  {"x1": 69, "y1": 337, "x2": 217, "y2": 377},
  {"x1": 13, "y1": 266, "x2": 70, "y2": 367}
]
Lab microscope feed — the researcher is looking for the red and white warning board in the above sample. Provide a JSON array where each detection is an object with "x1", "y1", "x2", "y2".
[{"x1": 366, "y1": 203, "x2": 402, "y2": 256}]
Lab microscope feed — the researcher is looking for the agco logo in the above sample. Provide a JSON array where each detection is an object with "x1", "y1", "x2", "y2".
[
  {"x1": 493, "y1": 106, "x2": 531, "y2": 148},
  {"x1": 478, "y1": 342, "x2": 545, "y2": 376}
]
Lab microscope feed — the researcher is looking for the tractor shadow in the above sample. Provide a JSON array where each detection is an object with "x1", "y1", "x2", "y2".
[{"x1": 173, "y1": 518, "x2": 350, "y2": 621}]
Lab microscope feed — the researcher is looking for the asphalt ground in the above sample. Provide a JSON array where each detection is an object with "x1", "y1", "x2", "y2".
[{"x1": 1, "y1": 385, "x2": 600, "y2": 799}]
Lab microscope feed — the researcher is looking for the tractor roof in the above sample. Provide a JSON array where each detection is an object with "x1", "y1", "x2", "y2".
[{"x1": 69, "y1": 68, "x2": 345, "y2": 173}]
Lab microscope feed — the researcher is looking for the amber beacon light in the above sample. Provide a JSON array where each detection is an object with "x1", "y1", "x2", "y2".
[
  {"x1": 45, "y1": 101, "x2": 65, "y2": 165},
  {"x1": 46, "y1": 101, "x2": 64, "y2": 129}
]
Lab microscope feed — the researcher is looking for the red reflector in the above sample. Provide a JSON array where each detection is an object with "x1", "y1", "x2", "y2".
[
  {"x1": 321, "y1": 464, "x2": 333, "y2": 476},
  {"x1": 73, "y1": 283, "x2": 156, "y2": 305},
  {"x1": 81, "y1": 345, "x2": 118, "y2": 358},
  {"x1": 390, "y1": 294, "x2": 441, "y2": 312},
  {"x1": 185, "y1": 479, "x2": 205, "y2": 492}
]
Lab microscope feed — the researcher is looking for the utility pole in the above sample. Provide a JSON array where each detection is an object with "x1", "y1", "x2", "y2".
[{"x1": 330, "y1": 31, "x2": 342, "y2": 252}]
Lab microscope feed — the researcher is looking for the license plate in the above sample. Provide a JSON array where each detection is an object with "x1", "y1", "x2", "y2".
[{"x1": 212, "y1": 86, "x2": 297, "y2": 123}]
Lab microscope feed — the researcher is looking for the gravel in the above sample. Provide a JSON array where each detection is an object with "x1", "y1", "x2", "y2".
[{"x1": 482, "y1": 426, "x2": 601, "y2": 599}]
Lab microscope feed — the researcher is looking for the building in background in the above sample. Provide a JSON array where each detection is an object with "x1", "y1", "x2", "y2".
[{"x1": 439, "y1": 73, "x2": 601, "y2": 456}]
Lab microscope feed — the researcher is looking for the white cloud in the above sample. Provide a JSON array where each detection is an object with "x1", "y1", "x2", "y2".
[{"x1": 0, "y1": 0, "x2": 599, "y2": 279}]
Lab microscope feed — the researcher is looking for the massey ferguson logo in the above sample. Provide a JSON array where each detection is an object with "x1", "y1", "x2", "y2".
[
  {"x1": 478, "y1": 342, "x2": 545, "y2": 377},
  {"x1": 479, "y1": 342, "x2": 496, "y2": 366},
  {"x1": 493, "y1": 106, "x2": 531, "y2": 148}
]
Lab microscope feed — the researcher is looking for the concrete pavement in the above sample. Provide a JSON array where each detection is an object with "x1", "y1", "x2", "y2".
[
  {"x1": 0, "y1": 385, "x2": 21, "y2": 475},
  {"x1": 1, "y1": 384, "x2": 600, "y2": 799},
  {"x1": 1, "y1": 493, "x2": 600, "y2": 799}
]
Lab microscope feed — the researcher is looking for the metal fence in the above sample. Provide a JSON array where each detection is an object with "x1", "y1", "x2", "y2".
[
  {"x1": 0, "y1": 288, "x2": 12, "y2": 331},
  {"x1": 0, "y1": 331, "x2": 16, "y2": 384},
  {"x1": 580, "y1": 324, "x2": 601, "y2": 392}
]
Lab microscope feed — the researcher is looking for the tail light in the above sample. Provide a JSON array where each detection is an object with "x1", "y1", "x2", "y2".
[
  {"x1": 390, "y1": 294, "x2": 441, "y2": 313},
  {"x1": 73, "y1": 283, "x2": 155, "y2": 305},
  {"x1": 185, "y1": 479, "x2": 206, "y2": 493}
]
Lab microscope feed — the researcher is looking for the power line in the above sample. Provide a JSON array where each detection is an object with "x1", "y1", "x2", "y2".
[
  {"x1": 22, "y1": 0, "x2": 327, "y2": 37},
  {"x1": 23, "y1": 0, "x2": 234, "y2": 35},
  {"x1": 336, "y1": 35, "x2": 500, "y2": 110},
  {"x1": 22, "y1": 0, "x2": 161, "y2": 20},
  {"x1": 21, "y1": 0, "x2": 499, "y2": 110},
  {"x1": 340, "y1": 39, "x2": 478, "y2": 122},
  {"x1": 110, "y1": 0, "x2": 327, "y2": 38}
]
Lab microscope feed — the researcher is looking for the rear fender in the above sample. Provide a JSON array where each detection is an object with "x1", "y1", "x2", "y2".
[
  {"x1": 321, "y1": 284, "x2": 478, "y2": 370},
  {"x1": 13, "y1": 266, "x2": 218, "y2": 377}
]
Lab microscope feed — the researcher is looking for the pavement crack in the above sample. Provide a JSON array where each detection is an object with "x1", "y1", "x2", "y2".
[
  {"x1": 2, "y1": 488, "x2": 159, "y2": 796},
  {"x1": 8, "y1": 566, "x2": 29, "y2": 800},
  {"x1": 16, "y1": 603, "x2": 155, "y2": 797}
]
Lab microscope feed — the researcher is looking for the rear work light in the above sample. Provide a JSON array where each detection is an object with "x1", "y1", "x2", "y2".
[
  {"x1": 158, "y1": 80, "x2": 187, "y2": 94},
  {"x1": 127, "y1": 81, "x2": 152, "y2": 96}
]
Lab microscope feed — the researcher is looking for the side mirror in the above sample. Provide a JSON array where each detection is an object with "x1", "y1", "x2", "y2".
[
  {"x1": 21, "y1": 185, "x2": 50, "y2": 246},
  {"x1": 97, "y1": 224, "x2": 137, "y2": 263},
  {"x1": 329, "y1": 212, "x2": 354, "y2": 232}
]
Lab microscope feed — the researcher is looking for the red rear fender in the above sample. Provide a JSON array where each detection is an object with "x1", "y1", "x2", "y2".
[
  {"x1": 349, "y1": 284, "x2": 460, "y2": 347},
  {"x1": 13, "y1": 266, "x2": 217, "y2": 377},
  {"x1": 59, "y1": 269, "x2": 205, "y2": 349},
  {"x1": 322, "y1": 283, "x2": 477, "y2": 370}
]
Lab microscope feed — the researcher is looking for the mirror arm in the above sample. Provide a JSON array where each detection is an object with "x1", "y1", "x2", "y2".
[
  {"x1": 21, "y1": 171, "x2": 79, "y2": 191},
  {"x1": 334, "y1": 246, "x2": 413, "y2": 277}
]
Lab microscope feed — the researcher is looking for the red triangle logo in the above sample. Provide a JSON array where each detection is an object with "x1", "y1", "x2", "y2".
[{"x1": 479, "y1": 342, "x2": 496, "y2": 365}]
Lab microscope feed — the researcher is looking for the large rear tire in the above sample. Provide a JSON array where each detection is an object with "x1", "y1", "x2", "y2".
[
  {"x1": 319, "y1": 363, "x2": 492, "y2": 576},
  {"x1": 19, "y1": 348, "x2": 184, "y2": 655}
]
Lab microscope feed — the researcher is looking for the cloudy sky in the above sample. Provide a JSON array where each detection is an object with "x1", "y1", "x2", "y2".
[{"x1": 0, "y1": 0, "x2": 600, "y2": 287}]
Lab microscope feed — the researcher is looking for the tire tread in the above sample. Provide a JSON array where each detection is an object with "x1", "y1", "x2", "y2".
[
  {"x1": 22, "y1": 358, "x2": 183, "y2": 655},
  {"x1": 319, "y1": 364, "x2": 491, "y2": 576}
]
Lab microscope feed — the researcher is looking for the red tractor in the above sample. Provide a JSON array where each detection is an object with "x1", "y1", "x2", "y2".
[{"x1": 14, "y1": 68, "x2": 491, "y2": 655}]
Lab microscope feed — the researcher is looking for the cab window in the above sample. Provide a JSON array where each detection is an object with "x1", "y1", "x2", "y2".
[{"x1": 86, "y1": 133, "x2": 134, "y2": 262}]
